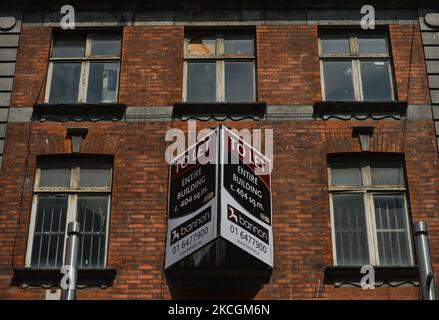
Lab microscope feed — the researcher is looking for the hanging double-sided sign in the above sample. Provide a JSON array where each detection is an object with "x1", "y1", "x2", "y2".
[{"x1": 165, "y1": 126, "x2": 273, "y2": 269}]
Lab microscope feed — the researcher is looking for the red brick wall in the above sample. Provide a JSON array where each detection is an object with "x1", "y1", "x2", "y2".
[
  {"x1": 257, "y1": 24, "x2": 430, "y2": 106},
  {"x1": 0, "y1": 22, "x2": 436, "y2": 300},
  {"x1": 390, "y1": 24, "x2": 431, "y2": 105},
  {"x1": 1, "y1": 119, "x2": 438, "y2": 299},
  {"x1": 11, "y1": 26, "x2": 184, "y2": 108},
  {"x1": 8, "y1": 25, "x2": 430, "y2": 108},
  {"x1": 119, "y1": 26, "x2": 184, "y2": 107},
  {"x1": 257, "y1": 25, "x2": 322, "y2": 105},
  {"x1": 10, "y1": 27, "x2": 52, "y2": 107}
]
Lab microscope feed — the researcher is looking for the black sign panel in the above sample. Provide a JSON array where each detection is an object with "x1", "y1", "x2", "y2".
[
  {"x1": 223, "y1": 161, "x2": 271, "y2": 225},
  {"x1": 169, "y1": 163, "x2": 215, "y2": 218},
  {"x1": 168, "y1": 135, "x2": 216, "y2": 219}
]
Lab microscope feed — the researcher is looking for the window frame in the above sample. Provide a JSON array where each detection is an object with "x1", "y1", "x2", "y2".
[
  {"x1": 328, "y1": 157, "x2": 414, "y2": 267},
  {"x1": 25, "y1": 159, "x2": 113, "y2": 269},
  {"x1": 183, "y1": 30, "x2": 257, "y2": 103},
  {"x1": 319, "y1": 30, "x2": 396, "y2": 102},
  {"x1": 44, "y1": 31, "x2": 122, "y2": 104}
]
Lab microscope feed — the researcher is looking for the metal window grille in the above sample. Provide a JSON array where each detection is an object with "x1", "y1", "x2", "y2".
[
  {"x1": 27, "y1": 158, "x2": 112, "y2": 269},
  {"x1": 328, "y1": 155, "x2": 414, "y2": 266}
]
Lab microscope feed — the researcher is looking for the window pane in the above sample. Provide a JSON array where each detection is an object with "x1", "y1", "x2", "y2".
[
  {"x1": 31, "y1": 196, "x2": 68, "y2": 268},
  {"x1": 371, "y1": 161, "x2": 404, "y2": 186},
  {"x1": 358, "y1": 33, "x2": 388, "y2": 54},
  {"x1": 333, "y1": 194, "x2": 370, "y2": 266},
  {"x1": 91, "y1": 34, "x2": 121, "y2": 56},
  {"x1": 187, "y1": 34, "x2": 216, "y2": 56},
  {"x1": 52, "y1": 37, "x2": 85, "y2": 58},
  {"x1": 330, "y1": 162, "x2": 362, "y2": 186},
  {"x1": 186, "y1": 62, "x2": 216, "y2": 102},
  {"x1": 374, "y1": 195, "x2": 411, "y2": 266},
  {"x1": 225, "y1": 61, "x2": 254, "y2": 102},
  {"x1": 80, "y1": 167, "x2": 112, "y2": 187},
  {"x1": 320, "y1": 34, "x2": 350, "y2": 54},
  {"x1": 49, "y1": 63, "x2": 81, "y2": 104},
  {"x1": 360, "y1": 60, "x2": 393, "y2": 101},
  {"x1": 323, "y1": 61, "x2": 355, "y2": 101},
  {"x1": 86, "y1": 62, "x2": 119, "y2": 103},
  {"x1": 77, "y1": 196, "x2": 109, "y2": 268},
  {"x1": 39, "y1": 165, "x2": 71, "y2": 187},
  {"x1": 224, "y1": 34, "x2": 254, "y2": 55}
]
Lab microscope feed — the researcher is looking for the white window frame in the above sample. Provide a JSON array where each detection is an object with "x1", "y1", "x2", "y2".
[
  {"x1": 319, "y1": 30, "x2": 395, "y2": 102},
  {"x1": 45, "y1": 32, "x2": 121, "y2": 104},
  {"x1": 25, "y1": 159, "x2": 112, "y2": 268},
  {"x1": 328, "y1": 158, "x2": 414, "y2": 266},
  {"x1": 183, "y1": 30, "x2": 256, "y2": 102}
]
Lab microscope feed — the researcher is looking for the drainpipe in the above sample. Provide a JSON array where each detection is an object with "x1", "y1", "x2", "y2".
[
  {"x1": 61, "y1": 222, "x2": 81, "y2": 300},
  {"x1": 413, "y1": 221, "x2": 437, "y2": 300}
]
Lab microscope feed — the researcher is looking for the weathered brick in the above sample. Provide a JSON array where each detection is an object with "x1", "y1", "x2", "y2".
[
  {"x1": 0, "y1": 20, "x2": 436, "y2": 301},
  {"x1": 10, "y1": 27, "x2": 51, "y2": 107}
]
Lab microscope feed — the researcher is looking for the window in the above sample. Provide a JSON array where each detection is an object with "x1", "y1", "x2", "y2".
[
  {"x1": 319, "y1": 31, "x2": 395, "y2": 102},
  {"x1": 328, "y1": 156, "x2": 414, "y2": 266},
  {"x1": 45, "y1": 32, "x2": 121, "y2": 104},
  {"x1": 184, "y1": 31, "x2": 256, "y2": 103},
  {"x1": 26, "y1": 158, "x2": 113, "y2": 269}
]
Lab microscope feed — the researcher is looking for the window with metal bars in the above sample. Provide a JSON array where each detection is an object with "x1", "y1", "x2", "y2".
[
  {"x1": 328, "y1": 155, "x2": 414, "y2": 266},
  {"x1": 319, "y1": 30, "x2": 395, "y2": 102},
  {"x1": 45, "y1": 31, "x2": 121, "y2": 104},
  {"x1": 26, "y1": 157, "x2": 112, "y2": 269}
]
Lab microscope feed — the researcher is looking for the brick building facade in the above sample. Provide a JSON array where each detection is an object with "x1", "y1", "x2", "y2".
[{"x1": 0, "y1": 0, "x2": 439, "y2": 300}]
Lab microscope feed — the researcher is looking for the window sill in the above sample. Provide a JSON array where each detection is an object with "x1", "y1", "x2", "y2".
[
  {"x1": 33, "y1": 103, "x2": 127, "y2": 122},
  {"x1": 173, "y1": 102, "x2": 267, "y2": 120},
  {"x1": 313, "y1": 101, "x2": 408, "y2": 120},
  {"x1": 324, "y1": 266, "x2": 419, "y2": 287},
  {"x1": 11, "y1": 267, "x2": 117, "y2": 289}
]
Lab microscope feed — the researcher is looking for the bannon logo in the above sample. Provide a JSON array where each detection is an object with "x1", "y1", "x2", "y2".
[
  {"x1": 227, "y1": 205, "x2": 269, "y2": 244},
  {"x1": 170, "y1": 207, "x2": 211, "y2": 245}
]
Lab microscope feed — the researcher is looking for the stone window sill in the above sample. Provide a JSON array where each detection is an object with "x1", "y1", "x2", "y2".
[
  {"x1": 313, "y1": 101, "x2": 408, "y2": 120},
  {"x1": 324, "y1": 266, "x2": 419, "y2": 287},
  {"x1": 33, "y1": 103, "x2": 127, "y2": 121},
  {"x1": 173, "y1": 102, "x2": 267, "y2": 120}
]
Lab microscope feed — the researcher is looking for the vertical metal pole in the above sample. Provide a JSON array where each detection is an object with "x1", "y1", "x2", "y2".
[
  {"x1": 413, "y1": 221, "x2": 437, "y2": 300},
  {"x1": 61, "y1": 222, "x2": 81, "y2": 300}
]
